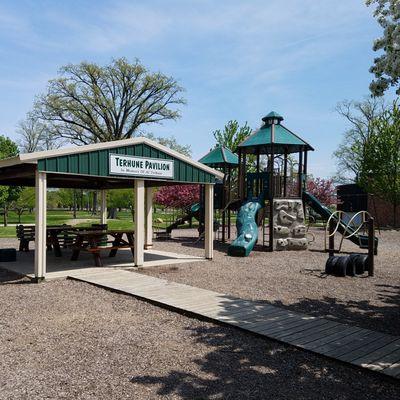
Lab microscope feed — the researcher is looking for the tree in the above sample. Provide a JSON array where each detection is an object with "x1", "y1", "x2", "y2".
[
  {"x1": 0, "y1": 136, "x2": 21, "y2": 226},
  {"x1": 13, "y1": 187, "x2": 35, "y2": 223},
  {"x1": 33, "y1": 58, "x2": 186, "y2": 145},
  {"x1": 17, "y1": 113, "x2": 61, "y2": 153},
  {"x1": 108, "y1": 189, "x2": 135, "y2": 219},
  {"x1": 366, "y1": 0, "x2": 400, "y2": 96},
  {"x1": 144, "y1": 133, "x2": 192, "y2": 157},
  {"x1": 306, "y1": 178, "x2": 337, "y2": 207},
  {"x1": 213, "y1": 120, "x2": 252, "y2": 152},
  {"x1": 359, "y1": 100, "x2": 400, "y2": 226},
  {"x1": 155, "y1": 185, "x2": 200, "y2": 210},
  {"x1": 333, "y1": 97, "x2": 386, "y2": 183}
]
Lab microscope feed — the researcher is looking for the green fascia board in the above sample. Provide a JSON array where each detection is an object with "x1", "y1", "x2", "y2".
[
  {"x1": 239, "y1": 124, "x2": 314, "y2": 151},
  {"x1": 38, "y1": 143, "x2": 216, "y2": 184},
  {"x1": 198, "y1": 146, "x2": 238, "y2": 167}
]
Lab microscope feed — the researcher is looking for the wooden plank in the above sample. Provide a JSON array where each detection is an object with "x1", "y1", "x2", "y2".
[
  {"x1": 68, "y1": 270, "x2": 400, "y2": 380},
  {"x1": 253, "y1": 318, "x2": 316, "y2": 338},
  {"x1": 286, "y1": 322, "x2": 343, "y2": 346},
  {"x1": 321, "y1": 330, "x2": 386, "y2": 358},
  {"x1": 276, "y1": 320, "x2": 337, "y2": 343},
  {"x1": 382, "y1": 360, "x2": 400, "y2": 378},
  {"x1": 301, "y1": 326, "x2": 364, "y2": 351},
  {"x1": 351, "y1": 339, "x2": 400, "y2": 369},
  {"x1": 365, "y1": 348, "x2": 400, "y2": 374},
  {"x1": 338, "y1": 334, "x2": 398, "y2": 363}
]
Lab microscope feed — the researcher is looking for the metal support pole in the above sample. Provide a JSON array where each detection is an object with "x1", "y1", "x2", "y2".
[
  {"x1": 368, "y1": 216, "x2": 375, "y2": 276},
  {"x1": 283, "y1": 149, "x2": 288, "y2": 197},
  {"x1": 227, "y1": 165, "x2": 231, "y2": 239},
  {"x1": 298, "y1": 150, "x2": 303, "y2": 198},
  {"x1": 222, "y1": 165, "x2": 226, "y2": 243},
  {"x1": 269, "y1": 123, "x2": 275, "y2": 252},
  {"x1": 328, "y1": 219, "x2": 335, "y2": 257}
]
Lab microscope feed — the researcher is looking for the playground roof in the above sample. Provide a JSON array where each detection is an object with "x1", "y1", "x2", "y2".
[
  {"x1": 238, "y1": 112, "x2": 314, "y2": 154},
  {"x1": 198, "y1": 146, "x2": 239, "y2": 168},
  {"x1": 0, "y1": 137, "x2": 224, "y2": 189}
]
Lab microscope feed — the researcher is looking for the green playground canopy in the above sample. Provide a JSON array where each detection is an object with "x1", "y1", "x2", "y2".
[
  {"x1": 198, "y1": 145, "x2": 239, "y2": 168},
  {"x1": 238, "y1": 112, "x2": 314, "y2": 154}
]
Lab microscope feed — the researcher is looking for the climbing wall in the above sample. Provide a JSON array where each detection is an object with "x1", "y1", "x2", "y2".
[{"x1": 273, "y1": 199, "x2": 308, "y2": 251}]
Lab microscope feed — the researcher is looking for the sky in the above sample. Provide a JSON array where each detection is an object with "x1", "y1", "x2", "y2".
[{"x1": 0, "y1": 0, "x2": 392, "y2": 177}]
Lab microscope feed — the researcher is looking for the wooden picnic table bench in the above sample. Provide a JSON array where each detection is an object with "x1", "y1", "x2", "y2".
[
  {"x1": 70, "y1": 229, "x2": 135, "y2": 267},
  {"x1": 17, "y1": 224, "x2": 73, "y2": 253}
]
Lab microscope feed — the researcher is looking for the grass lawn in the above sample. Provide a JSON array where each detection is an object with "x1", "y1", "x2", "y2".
[{"x1": 0, "y1": 208, "x2": 200, "y2": 237}]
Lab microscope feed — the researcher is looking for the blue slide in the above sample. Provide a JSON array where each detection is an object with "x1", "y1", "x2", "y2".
[{"x1": 228, "y1": 199, "x2": 262, "y2": 257}]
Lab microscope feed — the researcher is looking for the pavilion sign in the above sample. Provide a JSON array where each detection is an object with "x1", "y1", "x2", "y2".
[{"x1": 109, "y1": 154, "x2": 174, "y2": 179}]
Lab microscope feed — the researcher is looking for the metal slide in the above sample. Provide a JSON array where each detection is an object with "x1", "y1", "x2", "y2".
[
  {"x1": 228, "y1": 199, "x2": 263, "y2": 257},
  {"x1": 302, "y1": 191, "x2": 378, "y2": 251}
]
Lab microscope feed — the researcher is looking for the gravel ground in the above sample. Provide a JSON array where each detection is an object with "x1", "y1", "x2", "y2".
[
  {"x1": 1, "y1": 271, "x2": 399, "y2": 400},
  {"x1": 141, "y1": 228, "x2": 400, "y2": 336}
]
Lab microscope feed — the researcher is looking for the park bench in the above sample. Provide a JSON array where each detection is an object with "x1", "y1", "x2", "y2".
[
  {"x1": 16, "y1": 225, "x2": 35, "y2": 251},
  {"x1": 16, "y1": 224, "x2": 75, "y2": 252}
]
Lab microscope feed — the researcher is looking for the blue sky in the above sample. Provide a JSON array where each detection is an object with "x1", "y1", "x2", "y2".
[{"x1": 0, "y1": 0, "x2": 391, "y2": 177}]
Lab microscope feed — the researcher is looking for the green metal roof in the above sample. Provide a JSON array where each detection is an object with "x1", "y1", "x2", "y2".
[
  {"x1": 262, "y1": 111, "x2": 284, "y2": 122},
  {"x1": 0, "y1": 138, "x2": 224, "y2": 188},
  {"x1": 198, "y1": 146, "x2": 239, "y2": 168},
  {"x1": 238, "y1": 112, "x2": 314, "y2": 154}
]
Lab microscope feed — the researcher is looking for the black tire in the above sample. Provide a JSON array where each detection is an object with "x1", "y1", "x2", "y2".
[
  {"x1": 346, "y1": 254, "x2": 359, "y2": 277},
  {"x1": 334, "y1": 256, "x2": 348, "y2": 277},
  {"x1": 325, "y1": 256, "x2": 339, "y2": 274},
  {"x1": 354, "y1": 254, "x2": 368, "y2": 275}
]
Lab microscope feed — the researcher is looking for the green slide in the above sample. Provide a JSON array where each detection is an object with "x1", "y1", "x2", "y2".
[
  {"x1": 302, "y1": 191, "x2": 378, "y2": 251},
  {"x1": 166, "y1": 203, "x2": 201, "y2": 234},
  {"x1": 228, "y1": 200, "x2": 262, "y2": 257}
]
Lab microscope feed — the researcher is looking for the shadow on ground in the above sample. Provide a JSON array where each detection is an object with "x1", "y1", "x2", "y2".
[{"x1": 129, "y1": 295, "x2": 400, "y2": 399}]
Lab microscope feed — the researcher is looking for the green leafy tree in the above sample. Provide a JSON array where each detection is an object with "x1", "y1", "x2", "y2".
[
  {"x1": 366, "y1": 0, "x2": 400, "y2": 96},
  {"x1": 0, "y1": 136, "x2": 21, "y2": 226},
  {"x1": 213, "y1": 120, "x2": 252, "y2": 152},
  {"x1": 359, "y1": 100, "x2": 400, "y2": 226},
  {"x1": 13, "y1": 187, "x2": 35, "y2": 222},
  {"x1": 333, "y1": 97, "x2": 386, "y2": 183},
  {"x1": 33, "y1": 58, "x2": 186, "y2": 145},
  {"x1": 108, "y1": 189, "x2": 135, "y2": 219}
]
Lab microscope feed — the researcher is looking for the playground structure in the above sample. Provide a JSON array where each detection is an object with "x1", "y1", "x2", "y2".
[
  {"x1": 229, "y1": 111, "x2": 314, "y2": 255},
  {"x1": 164, "y1": 110, "x2": 379, "y2": 259}
]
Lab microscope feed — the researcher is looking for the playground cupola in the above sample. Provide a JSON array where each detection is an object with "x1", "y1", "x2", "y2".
[
  {"x1": 261, "y1": 111, "x2": 284, "y2": 125},
  {"x1": 198, "y1": 145, "x2": 239, "y2": 169},
  {"x1": 238, "y1": 111, "x2": 314, "y2": 155}
]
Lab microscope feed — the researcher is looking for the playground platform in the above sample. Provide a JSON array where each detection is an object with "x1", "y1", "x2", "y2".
[{"x1": 69, "y1": 269, "x2": 400, "y2": 380}]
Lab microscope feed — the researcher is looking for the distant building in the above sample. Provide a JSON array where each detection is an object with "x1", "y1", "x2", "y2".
[{"x1": 337, "y1": 184, "x2": 400, "y2": 228}]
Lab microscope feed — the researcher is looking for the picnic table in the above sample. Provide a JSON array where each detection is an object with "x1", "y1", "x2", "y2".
[{"x1": 70, "y1": 229, "x2": 135, "y2": 267}]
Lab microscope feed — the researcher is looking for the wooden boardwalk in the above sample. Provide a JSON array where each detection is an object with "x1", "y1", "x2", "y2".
[{"x1": 69, "y1": 269, "x2": 400, "y2": 380}]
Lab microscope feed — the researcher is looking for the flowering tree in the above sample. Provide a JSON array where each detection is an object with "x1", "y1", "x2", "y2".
[
  {"x1": 306, "y1": 178, "x2": 337, "y2": 206},
  {"x1": 155, "y1": 184, "x2": 200, "y2": 210}
]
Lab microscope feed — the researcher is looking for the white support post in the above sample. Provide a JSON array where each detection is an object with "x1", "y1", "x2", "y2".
[
  {"x1": 204, "y1": 184, "x2": 214, "y2": 259},
  {"x1": 134, "y1": 180, "x2": 145, "y2": 266},
  {"x1": 34, "y1": 171, "x2": 47, "y2": 281},
  {"x1": 100, "y1": 189, "x2": 107, "y2": 225},
  {"x1": 145, "y1": 186, "x2": 153, "y2": 249}
]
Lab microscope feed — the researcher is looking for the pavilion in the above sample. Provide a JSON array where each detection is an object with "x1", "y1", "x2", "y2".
[{"x1": 0, "y1": 137, "x2": 223, "y2": 281}]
